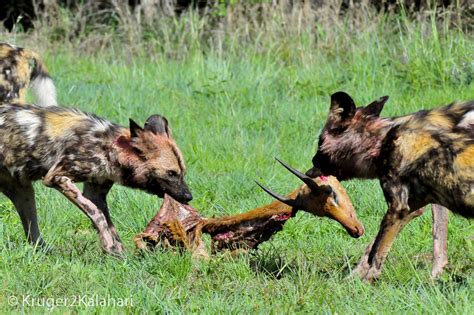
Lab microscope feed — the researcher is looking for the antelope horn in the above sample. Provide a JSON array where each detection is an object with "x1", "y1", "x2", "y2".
[
  {"x1": 255, "y1": 181, "x2": 300, "y2": 208},
  {"x1": 275, "y1": 158, "x2": 320, "y2": 192}
]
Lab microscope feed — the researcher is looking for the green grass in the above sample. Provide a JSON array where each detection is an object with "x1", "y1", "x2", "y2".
[{"x1": 1, "y1": 11, "x2": 474, "y2": 313}]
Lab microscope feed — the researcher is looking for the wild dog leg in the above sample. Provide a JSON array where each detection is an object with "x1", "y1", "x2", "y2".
[
  {"x1": 354, "y1": 180, "x2": 427, "y2": 282},
  {"x1": 0, "y1": 174, "x2": 42, "y2": 245},
  {"x1": 43, "y1": 174, "x2": 123, "y2": 255},
  {"x1": 352, "y1": 206, "x2": 426, "y2": 280},
  {"x1": 360, "y1": 212, "x2": 406, "y2": 281},
  {"x1": 350, "y1": 241, "x2": 373, "y2": 278},
  {"x1": 431, "y1": 204, "x2": 449, "y2": 278},
  {"x1": 10, "y1": 182, "x2": 43, "y2": 245},
  {"x1": 83, "y1": 182, "x2": 121, "y2": 244}
]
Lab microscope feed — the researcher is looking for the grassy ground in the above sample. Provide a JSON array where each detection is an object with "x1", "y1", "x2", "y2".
[{"x1": 0, "y1": 9, "x2": 473, "y2": 313}]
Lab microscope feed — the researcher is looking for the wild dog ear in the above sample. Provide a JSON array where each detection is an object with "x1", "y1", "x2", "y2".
[
  {"x1": 144, "y1": 115, "x2": 171, "y2": 138},
  {"x1": 129, "y1": 118, "x2": 144, "y2": 138},
  {"x1": 329, "y1": 91, "x2": 356, "y2": 122},
  {"x1": 361, "y1": 96, "x2": 389, "y2": 117}
]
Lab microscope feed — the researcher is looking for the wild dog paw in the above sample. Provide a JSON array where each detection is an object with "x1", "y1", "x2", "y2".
[
  {"x1": 349, "y1": 259, "x2": 370, "y2": 279},
  {"x1": 103, "y1": 241, "x2": 124, "y2": 257},
  {"x1": 431, "y1": 259, "x2": 448, "y2": 279},
  {"x1": 348, "y1": 262, "x2": 380, "y2": 283},
  {"x1": 348, "y1": 241, "x2": 376, "y2": 279},
  {"x1": 359, "y1": 266, "x2": 381, "y2": 283},
  {"x1": 30, "y1": 236, "x2": 46, "y2": 247}
]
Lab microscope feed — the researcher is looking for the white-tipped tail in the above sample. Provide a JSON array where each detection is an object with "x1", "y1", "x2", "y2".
[
  {"x1": 30, "y1": 76, "x2": 58, "y2": 107},
  {"x1": 457, "y1": 110, "x2": 474, "y2": 129}
]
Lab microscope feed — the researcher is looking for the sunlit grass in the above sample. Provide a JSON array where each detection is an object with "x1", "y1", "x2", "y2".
[{"x1": 0, "y1": 8, "x2": 473, "y2": 313}]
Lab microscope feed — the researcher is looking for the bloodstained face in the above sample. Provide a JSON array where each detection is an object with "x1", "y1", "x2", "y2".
[{"x1": 117, "y1": 115, "x2": 193, "y2": 203}]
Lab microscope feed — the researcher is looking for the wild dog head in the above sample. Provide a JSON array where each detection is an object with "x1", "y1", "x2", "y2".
[
  {"x1": 115, "y1": 115, "x2": 193, "y2": 203},
  {"x1": 306, "y1": 92, "x2": 390, "y2": 180},
  {"x1": 257, "y1": 158, "x2": 364, "y2": 238}
]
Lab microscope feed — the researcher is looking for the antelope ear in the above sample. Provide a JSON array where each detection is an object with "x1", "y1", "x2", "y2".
[
  {"x1": 129, "y1": 118, "x2": 144, "y2": 138},
  {"x1": 329, "y1": 91, "x2": 356, "y2": 122},
  {"x1": 362, "y1": 96, "x2": 389, "y2": 117},
  {"x1": 144, "y1": 115, "x2": 171, "y2": 137}
]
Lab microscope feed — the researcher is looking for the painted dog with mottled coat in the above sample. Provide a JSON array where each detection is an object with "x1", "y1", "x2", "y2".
[
  {"x1": 0, "y1": 42, "x2": 57, "y2": 106},
  {"x1": 0, "y1": 103, "x2": 192, "y2": 255},
  {"x1": 306, "y1": 92, "x2": 473, "y2": 281}
]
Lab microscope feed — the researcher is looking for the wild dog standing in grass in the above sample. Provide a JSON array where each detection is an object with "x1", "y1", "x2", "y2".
[
  {"x1": 305, "y1": 92, "x2": 473, "y2": 281},
  {"x1": 0, "y1": 42, "x2": 57, "y2": 106},
  {"x1": 0, "y1": 104, "x2": 192, "y2": 255}
]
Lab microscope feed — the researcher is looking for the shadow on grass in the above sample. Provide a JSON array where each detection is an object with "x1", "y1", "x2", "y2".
[
  {"x1": 247, "y1": 246, "x2": 360, "y2": 281},
  {"x1": 436, "y1": 264, "x2": 472, "y2": 289},
  {"x1": 248, "y1": 248, "x2": 297, "y2": 279}
]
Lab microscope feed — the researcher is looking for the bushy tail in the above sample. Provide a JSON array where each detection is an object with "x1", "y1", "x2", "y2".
[
  {"x1": 23, "y1": 50, "x2": 58, "y2": 107},
  {"x1": 455, "y1": 100, "x2": 474, "y2": 130}
]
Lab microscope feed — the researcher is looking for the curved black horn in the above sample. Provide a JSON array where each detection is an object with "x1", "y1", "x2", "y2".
[
  {"x1": 255, "y1": 181, "x2": 300, "y2": 208},
  {"x1": 275, "y1": 158, "x2": 320, "y2": 191}
]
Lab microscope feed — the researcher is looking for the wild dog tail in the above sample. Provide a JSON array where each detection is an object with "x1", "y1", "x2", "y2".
[
  {"x1": 443, "y1": 100, "x2": 474, "y2": 130},
  {"x1": 23, "y1": 49, "x2": 58, "y2": 107}
]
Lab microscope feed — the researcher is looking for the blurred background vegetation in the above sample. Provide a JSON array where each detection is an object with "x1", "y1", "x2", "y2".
[
  {"x1": 1, "y1": 1, "x2": 473, "y2": 57},
  {"x1": 0, "y1": 1, "x2": 473, "y2": 313}
]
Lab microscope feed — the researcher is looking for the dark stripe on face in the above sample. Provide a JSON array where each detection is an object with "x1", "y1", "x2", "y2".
[{"x1": 170, "y1": 145, "x2": 184, "y2": 174}]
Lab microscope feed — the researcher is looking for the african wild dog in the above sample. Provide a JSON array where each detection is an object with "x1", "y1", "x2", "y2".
[
  {"x1": 0, "y1": 42, "x2": 57, "y2": 106},
  {"x1": 0, "y1": 104, "x2": 192, "y2": 255},
  {"x1": 306, "y1": 92, "x2": 473, "y2": 281}
]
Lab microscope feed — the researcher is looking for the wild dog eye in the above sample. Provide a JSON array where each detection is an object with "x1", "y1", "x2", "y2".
[{"x1": 167, "y1": 170, "x2": 178, "y2": 177}]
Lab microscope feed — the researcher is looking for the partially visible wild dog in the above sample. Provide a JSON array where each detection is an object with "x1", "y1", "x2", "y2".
[
  {"x1": 135, "y1": 159, "x2": 364, "y2": 257},
  {"x1": 306, "y1": 92, "x2": 473, "y2": 281},
  {"x1": 0, "y1": 42, "x2": 57, "y2": 106},
  {"x1": 0, "y1": 104, "x2": 192, "y2": 255}
]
